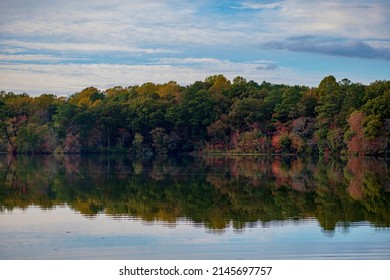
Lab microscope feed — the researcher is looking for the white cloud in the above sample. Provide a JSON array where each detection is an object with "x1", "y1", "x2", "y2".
[
  {"x1": 0, "y1": 40, "x2": 177, "y2": 54},
  {"x1": 2, "y1": 0, "x2": 389, "y2": 46},
  {"x1": 230, "y1": 0, "x2": 390, "y2": 45},
  {"x1": 0, "y1": 54, "x2": 71, "y2": 62},
  {"x1": 0, "y1": 0, "x2": 217, "y2": 45},
  {"x1": 152, "y1": 57, "x2": 228, "y2": 65},
  {"x1": 0, "y1": 60, "x2": 320, "y2": 96},
  {"x1": 238, "y1": 1, "x2": 283, "y2": 10},
  {"x1": 0, "y1": 0, "x2": 254, "y2": 50},
  {"x1": 272, "y1": 0, "x2": 390, "y2": 40}
]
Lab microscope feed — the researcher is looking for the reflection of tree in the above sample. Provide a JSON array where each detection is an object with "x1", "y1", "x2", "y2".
[
  {"x1": 0, "y1": 155, "x2": 60, "y2": 210},
  {"x1": 0, "y1": 155, "x2": 389, "y2": 231}
]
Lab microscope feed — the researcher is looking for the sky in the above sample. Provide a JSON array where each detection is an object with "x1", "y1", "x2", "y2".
[{"x1": 0, "y1": 0, "x2": 389, "y2": 96}]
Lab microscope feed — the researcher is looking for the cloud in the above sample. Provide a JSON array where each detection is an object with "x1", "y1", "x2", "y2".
[
  {"x1": 237, "y1": 1, "x2": 282, "y2": 10},
  {"x1": 0, "y1": 40, "x2": 177, "y2": 54},
  {"x1": 233, "y1": 0, "x2": 390, "y2": 45},
  {"x1": 0, "y1": 0, "x2": 243, "y2": 47},
  {"x1": 0, "y1": 59, "x2": 313, "y2": 96},
  {"x1": 263, "y1": 37, "x2": 390, "y2": 60},
  {"x1": 1, "y1": 1, "x2": 388, "y2": 53},
  {"x1": 152, "y1": 57, "x2": 229, "y2": 66},
  {"x1": 256, "y1": 63, "x2": 279, "y2": 71},
  {"x1": 0, "y1": 54, "x2": 72, "y2": 63},
  {"x1": 153, "y1": 57, "x2": 280, "y2": 72}
]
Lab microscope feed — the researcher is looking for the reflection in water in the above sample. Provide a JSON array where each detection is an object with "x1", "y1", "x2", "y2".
[{"x1": 0, "y1": 154, "x2": 389, "y2": 232}]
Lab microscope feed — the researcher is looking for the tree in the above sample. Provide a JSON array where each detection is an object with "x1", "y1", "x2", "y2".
[
  {"x1": 68, "y1": 87, "x2": 104, "y2": 108},
  {"x1": 172, "y1": 89, "x2": 218, "y2": 145},
  {"x1": 1, "y1": 93, "x2": 33, "y2": 148},
  {"x1": 228, "y1": 97, "x2": 264, "y2": 131},
  {"x1": 274, "y1": 86, "x2": 305, "y2": 121},
  {"x1": 127, "y1": 95, "x2": 167, "y2": 135},
  {"x1": 206, "y1": 74, "x2": 231, "y2": 94},
  {"x1": 316, "y1": 76, "x2": 343, "y2": 120}
]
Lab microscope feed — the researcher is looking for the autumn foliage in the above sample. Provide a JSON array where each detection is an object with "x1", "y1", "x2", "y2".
[{"x1": 1, "y1": 76, "x2": 389, "y2": 156}]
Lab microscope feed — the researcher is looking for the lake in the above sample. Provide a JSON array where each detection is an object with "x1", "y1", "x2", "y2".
[{"x1": 0, "y1": 154, "x2": 389, "y2": 259}]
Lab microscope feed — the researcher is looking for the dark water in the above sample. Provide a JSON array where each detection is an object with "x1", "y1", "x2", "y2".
[{"x1": 0, "y1": 154, "x2": 389, "y2": 259}]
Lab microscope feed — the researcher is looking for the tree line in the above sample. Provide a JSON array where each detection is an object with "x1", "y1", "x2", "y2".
[{"x1": 1, "y1": 75, "x2": 389, "y2": 155}]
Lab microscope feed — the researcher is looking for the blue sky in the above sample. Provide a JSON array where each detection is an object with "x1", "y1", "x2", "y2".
[{"x1": 0, "y1": 0, "x2": 389, "y2": 95}]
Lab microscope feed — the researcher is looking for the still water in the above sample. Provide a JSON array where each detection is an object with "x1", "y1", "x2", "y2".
[{"x1": 0, "y1": 155, "x2": 389, "y2": 259}]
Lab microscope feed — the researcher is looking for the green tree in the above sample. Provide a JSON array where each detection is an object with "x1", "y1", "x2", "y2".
[
  {"x1": 274, "y1": 86, "x2": 305, "y2": 121},
  {"x1": 170, "y1": 88, "x2": 218, "y2": 148},
  {"x1": 316, "y1": 75, "x2": 343, "y2": 120}
]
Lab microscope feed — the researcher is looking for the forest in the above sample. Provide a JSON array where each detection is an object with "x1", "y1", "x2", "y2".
[{"x1": 0, "y1": 75, "x2": 389, "y2": 156}]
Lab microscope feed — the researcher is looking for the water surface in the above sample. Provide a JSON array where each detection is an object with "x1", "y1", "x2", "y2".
[{"x1": 0, "y1": 155, "x2": 389, "y2": 259}]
